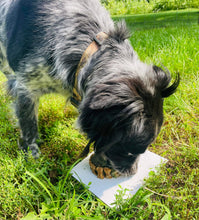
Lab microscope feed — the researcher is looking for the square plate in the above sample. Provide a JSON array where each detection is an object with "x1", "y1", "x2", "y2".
[{"x1": 71, "y1": 150, "x2": 167, "y2": 207}]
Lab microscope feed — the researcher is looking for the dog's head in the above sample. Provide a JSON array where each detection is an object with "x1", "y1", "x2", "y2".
[
  {"x1": 78, "y1": 64, "x2": 179, "y2": 175},
  {"x1": 78, "y1": 61, "x2": 179, "y2": 176}
]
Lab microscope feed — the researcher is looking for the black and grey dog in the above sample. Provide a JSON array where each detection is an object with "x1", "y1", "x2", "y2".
[{"x1": 0, "y1": 0, "x2": 179, "y2": 176}]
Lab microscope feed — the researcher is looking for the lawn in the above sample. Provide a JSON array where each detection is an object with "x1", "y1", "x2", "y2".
[
  {"x1": 0, "y1": 10, "x2": 199, "y2": 219},
  {"x1": 102, "y1": 0, "x2": 199, "y2": 15}
]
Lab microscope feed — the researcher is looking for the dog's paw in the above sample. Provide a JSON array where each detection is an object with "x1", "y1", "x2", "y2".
[
  {"x1": 18, "y1": 138, "x2": 41, "y2": 159},
  {"x1": 28, "y1": 143, "x2": 41, "y2": 159},
  {"x1": 89, "y1": 154, "x2": 120, "y2": 179}
]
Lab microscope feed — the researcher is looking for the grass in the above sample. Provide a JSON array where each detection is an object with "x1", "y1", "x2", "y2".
[
  {"x1": 0, "y1": 10, "x2": 199, "y2": 219},
  {"x1": 102, "y1": 0, "x2": 199, "y2": 15},
  {"x1": 113, "y1": 9, "x2": 199, "y2": 30}
]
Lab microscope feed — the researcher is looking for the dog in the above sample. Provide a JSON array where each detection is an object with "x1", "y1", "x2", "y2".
[{"x1": 0, "y1": 0, "x2": 179, "y2": 176}]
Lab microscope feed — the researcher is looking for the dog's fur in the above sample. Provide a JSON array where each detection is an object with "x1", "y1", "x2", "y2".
[{"x1": 0, "y1": 0, "x2": 179, "y2": 176}]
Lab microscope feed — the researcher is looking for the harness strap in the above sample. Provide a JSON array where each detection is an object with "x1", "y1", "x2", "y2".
[{"x1": 70, "y1": 32, "x2": 108, "y2": 107}]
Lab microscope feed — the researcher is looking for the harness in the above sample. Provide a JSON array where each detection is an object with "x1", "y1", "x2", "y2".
[{"x1": 70, "y1": 32, "x2": 108, "y2": 107}]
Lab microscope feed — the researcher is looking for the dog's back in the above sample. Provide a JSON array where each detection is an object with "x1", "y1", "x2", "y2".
[
  {"x1": 0, "y1": 0, "x2": 113, "y2": 76},
  {"x1": 0, "y1": 0, "x2": 115, "y2": 98}
]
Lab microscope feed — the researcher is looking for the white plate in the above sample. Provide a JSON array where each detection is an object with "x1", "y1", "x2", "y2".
[{"x1": 71, "y1": 150, "x2": 167, "y2": 207}]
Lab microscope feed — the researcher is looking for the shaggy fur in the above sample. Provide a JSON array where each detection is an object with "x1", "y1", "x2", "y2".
[{"x1": 0, "y1": 0, "x2": 179, "y2": 175}]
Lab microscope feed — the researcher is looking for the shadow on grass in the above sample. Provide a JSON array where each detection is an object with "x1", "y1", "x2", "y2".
[{"x1": 113, "y1": 10, "x2": 199, "y2": 30}]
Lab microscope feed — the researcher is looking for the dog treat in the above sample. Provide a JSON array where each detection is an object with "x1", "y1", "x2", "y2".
[{"x1": 89, "y1": 154, "x2": 120, "y2": 179}]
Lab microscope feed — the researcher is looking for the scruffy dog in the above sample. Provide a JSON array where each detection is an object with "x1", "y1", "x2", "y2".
[{"x1": 0, "y1": 0, "x2": 179, "y2": 176}]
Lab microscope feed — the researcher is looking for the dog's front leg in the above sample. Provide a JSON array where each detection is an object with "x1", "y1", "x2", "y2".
[{"x1": 15, "y1": 93, "x2": 40, "y2": 158}]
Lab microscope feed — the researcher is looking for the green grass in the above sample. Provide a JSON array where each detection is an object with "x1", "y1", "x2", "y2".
[
  {"x1": 113, "y1": 9, "x2": 199, "y2": 30},
  {"x1": 0, "y1": 10, "x2": 199, "y2": 219},
  {"x1": 102, "y1": 0, "x2": 199, "y2": 15}
]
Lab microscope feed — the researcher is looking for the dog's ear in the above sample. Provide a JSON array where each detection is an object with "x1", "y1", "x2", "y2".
[
  {"x1": 89, "y1": 82, "x2": 133, "y2": 110},
  {"x1": 89, "y1": 79, "x2": 144, "y2": 110},
  {"x1": 153, "y1": 65, "x2": 180, "y2": 98},
  {"x1": 89, "y1": 92, "x2": 124, "y2": 110}
]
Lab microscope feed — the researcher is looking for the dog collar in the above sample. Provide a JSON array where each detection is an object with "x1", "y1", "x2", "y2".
[{"x1": 70, "y1": 32, "x2": 109, "y2": 107}]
